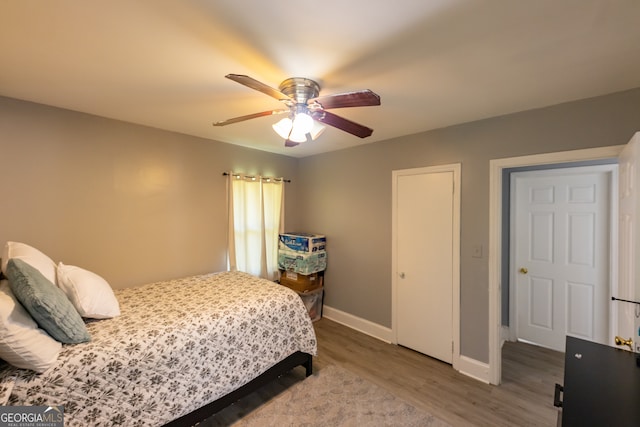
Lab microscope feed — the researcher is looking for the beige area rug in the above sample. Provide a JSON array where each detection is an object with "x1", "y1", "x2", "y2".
[{"x1": 222, "y1": 365, "x2": 450, "y2": 427}]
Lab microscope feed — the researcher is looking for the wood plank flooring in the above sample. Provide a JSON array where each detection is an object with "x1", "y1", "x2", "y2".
[{"x1": 205, "y1": 318, "x2": 564, "y2": 426}]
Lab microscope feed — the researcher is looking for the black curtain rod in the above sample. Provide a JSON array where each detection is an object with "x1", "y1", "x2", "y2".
[{"x1": 222, "y1": 172, "x2": 291, "y2": 183}]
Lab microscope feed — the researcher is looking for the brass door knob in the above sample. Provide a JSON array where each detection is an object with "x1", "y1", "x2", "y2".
[
  {"x1": 615, "y1": 336, "x2": 633, "y2": 350},
  {"x1": 519, "y1": 267, "x2": 528, "y2": 274}
]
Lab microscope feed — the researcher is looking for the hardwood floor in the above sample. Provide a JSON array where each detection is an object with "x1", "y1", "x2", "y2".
[{"x1": 205, "y1": 318, "x2": 564, "y2": 426}]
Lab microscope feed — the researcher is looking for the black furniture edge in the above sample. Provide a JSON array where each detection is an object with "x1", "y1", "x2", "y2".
[
  {"x1": 164, "y1": 351, "x2": 313, "y2": 427},
  {"x1": 553, "y1": 383, "x2": 563, "y2": 408},
  {"x1": 560, "y1": 336, "x2": 640, "y2": 426}
]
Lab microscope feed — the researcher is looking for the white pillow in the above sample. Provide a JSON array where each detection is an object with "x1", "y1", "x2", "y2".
[
  {"x1": 56, "y1": 263, "x2": 120, "y2": 319},
  {"x1": 0, "y1": 280, "x2": 61, "y2": 373},
  {"x1": 1, "y1": 242, "x2": 57, "y2": 284}
]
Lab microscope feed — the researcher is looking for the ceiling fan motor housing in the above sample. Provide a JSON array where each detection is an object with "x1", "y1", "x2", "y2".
[{"x1": 278, "y1": 78, "x2": 320, "y2": 105}]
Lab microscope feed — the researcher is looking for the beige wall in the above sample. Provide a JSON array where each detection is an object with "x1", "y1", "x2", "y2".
[
  {"x1": 297, "y1": 87, "x2": 640, "y2": 363},
  {"x1": 0, "y1": 96, "x2": 300, "y2": 288}
]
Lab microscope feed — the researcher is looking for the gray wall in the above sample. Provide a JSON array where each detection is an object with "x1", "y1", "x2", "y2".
[
  {"x1": 296, "y1": 87, "x2": 640, "y2": 363},
  {"x1": 0, "y1": 96, "x2": 300, "y2": 288},
  {"x1": 2, "y1": 88, "x2": 639, "y2": 364}
]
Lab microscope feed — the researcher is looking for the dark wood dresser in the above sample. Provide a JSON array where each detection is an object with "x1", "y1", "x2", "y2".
[{"x1": 558, "y1": 336, "x2": 640, "y2": 426}]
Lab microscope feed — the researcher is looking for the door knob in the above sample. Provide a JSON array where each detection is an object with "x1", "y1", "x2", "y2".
[
  {"x1": 399, "y1": 272, "x2": 405, "y2": 279},
  {"x1": 519, "y1": 267, "x2": 528, "y2": 274},
  {"x1": 615, "y1": 336, "x2": 633, "y2": 351}
]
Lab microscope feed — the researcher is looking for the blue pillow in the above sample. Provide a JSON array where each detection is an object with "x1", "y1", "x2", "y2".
[{"x1": 6, "y1": 258, "x2": 90, "y2": 344}]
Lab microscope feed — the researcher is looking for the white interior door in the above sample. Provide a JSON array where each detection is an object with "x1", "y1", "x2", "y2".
[
  {"x1": 511, "y1": 166, "x2": 613, "y2": 352},
  {"x1": 395, "y1": 170, "x2": 454, "y2": 363},
  {"x1": 617, "y1": 133, "x2": 640, "y2": 350}
]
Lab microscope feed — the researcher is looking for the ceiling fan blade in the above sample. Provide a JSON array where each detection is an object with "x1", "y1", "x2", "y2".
[
  {"x1": 313, "y1": 111, "x2": 374, "y2": 138},
  {"x1": 284, "y1": 140, "x2": 300, "y2": 147},
  {"x1": 213, "y1": 109, "x2": 288, "y2": 126},
  {"x1": 310, "y1": 90, "x2": 381, "y2": 109},
  {"x1": 225, "y1": 74, "x2": 291, "y2": 101}
]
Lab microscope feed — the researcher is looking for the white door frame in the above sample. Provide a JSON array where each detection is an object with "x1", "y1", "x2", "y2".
[
  {"x1": 488, "y1": 146, "x2": 623, "y2": 385},
  {"x1": 392, "y1": 163, "x2": 461, "y2": 372}
]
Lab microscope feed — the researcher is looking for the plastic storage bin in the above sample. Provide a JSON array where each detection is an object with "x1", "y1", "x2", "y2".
[{"x1": 297, "y1": 287, "x2": 323, "y2": 322}]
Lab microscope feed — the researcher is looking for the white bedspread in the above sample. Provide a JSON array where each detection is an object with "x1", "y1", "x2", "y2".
[{"x1": 0, "y1": 271, "x2": 317, "y2": 426}]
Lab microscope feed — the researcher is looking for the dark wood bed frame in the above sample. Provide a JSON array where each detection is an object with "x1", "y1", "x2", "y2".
[{"x1": 164, "y1": 351, "x2": 313, "y2": 426}]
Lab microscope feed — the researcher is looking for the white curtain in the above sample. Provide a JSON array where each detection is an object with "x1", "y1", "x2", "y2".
[{"x1": 227, "y1": 173, "x2": 284, "y2": 280}]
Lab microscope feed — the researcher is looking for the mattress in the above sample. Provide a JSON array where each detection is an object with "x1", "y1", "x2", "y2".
[{"x1": 0, "y1": 271, "x2": 317, "y2": 426}]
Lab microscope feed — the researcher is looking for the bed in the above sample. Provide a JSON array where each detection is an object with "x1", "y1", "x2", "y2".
[{"x1": 0, "y1": 270, "x2": 317, "y2": 426}]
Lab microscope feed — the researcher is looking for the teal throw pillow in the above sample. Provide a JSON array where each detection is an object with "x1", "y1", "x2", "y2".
[{"x1": 6, "y1": 258, "x2": 90, "y2": 344}]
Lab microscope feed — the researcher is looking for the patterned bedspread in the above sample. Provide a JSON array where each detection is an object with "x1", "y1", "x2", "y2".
[{"x1": 0, "y1": 271, "x2": 317, "y2": 426}]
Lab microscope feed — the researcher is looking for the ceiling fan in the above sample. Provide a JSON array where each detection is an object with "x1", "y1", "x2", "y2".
[{"x1": 213, "y1": 74, "x2": 381, "y2": 147}]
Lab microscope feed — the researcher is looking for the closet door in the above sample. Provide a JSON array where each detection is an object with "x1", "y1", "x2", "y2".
[{"x1": 393, "y1": 165, "x2": 459, "y2": 364}]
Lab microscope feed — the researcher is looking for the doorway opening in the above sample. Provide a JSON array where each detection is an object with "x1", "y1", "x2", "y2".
[
  {"x1": 507, "y1": 163, "x2": 617, "y2": 353},
  {"x1": 488, "y1": 145, "x2": 624, "y2": 385}
]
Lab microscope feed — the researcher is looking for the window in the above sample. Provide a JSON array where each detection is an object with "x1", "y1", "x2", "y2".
[{"x1": 227, "y1": 174, "x2": 284, "y2": 280}]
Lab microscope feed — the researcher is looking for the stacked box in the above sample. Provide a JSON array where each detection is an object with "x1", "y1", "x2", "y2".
[
  {"x1": 278, "y1": 232, "x2": 326, "y2": 322},
  {"x1": 279, "y1": 270, "x2": 323, "y2": 293},
  {"x1": 277, "y1": 250, "x2": 327, "y2": 275},
  {"x1": 279, "y1": 232, "x2": 326, "y2": 253}
]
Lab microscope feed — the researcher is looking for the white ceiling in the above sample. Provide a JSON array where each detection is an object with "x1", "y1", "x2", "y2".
[{"x1": 2, "y1": 1, "x2": 640, "y2": 158}]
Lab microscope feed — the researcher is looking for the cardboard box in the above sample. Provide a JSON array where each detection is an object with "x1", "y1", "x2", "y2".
[
  {"x1": 279, "y1": 232, "x2": 326, "y2": 253},
  {"x1": 279, "y1": 270, "x2": 323, "y2": 293},
  {"x1": 297, "y1": 287, "x2": 323, "y2": 322},
  {"x1": 278, "y1": 250, "x2": 327, "y2": 275}
]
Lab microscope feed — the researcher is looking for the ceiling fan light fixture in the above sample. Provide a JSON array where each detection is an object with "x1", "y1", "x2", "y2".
[
  {"x1": 309, "y1": 120, "x2": 326, "y2": 140},
  {"x1": 288, "y1": 128, "x2": 308, "y2": 143},
  {"x1": 272, "y1": 112, "x2": 323, "y2": 143},
  {"x1": 272, "y1": 117, "x2": 293, "y2": 139},
  {"x1": 292, "y1": 112, "x2": 314, "y2": 134},
  {"x1": 272, "y1": 117, "x2": 306, "y2": 143}
]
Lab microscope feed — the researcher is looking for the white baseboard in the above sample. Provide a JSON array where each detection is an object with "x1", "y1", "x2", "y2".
[
  {"x1": 501, "y1": 325, "x2": 510, "y2": 347},
  {"x1": 322, "y1": 305, "x2": 393, "y2": 343},
  {"x1": 322, "y1": 305, "x2": 491, "y2": 384},
  {"x1": 458, "y1": 355, "x2": 490, "y2": 384}
]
